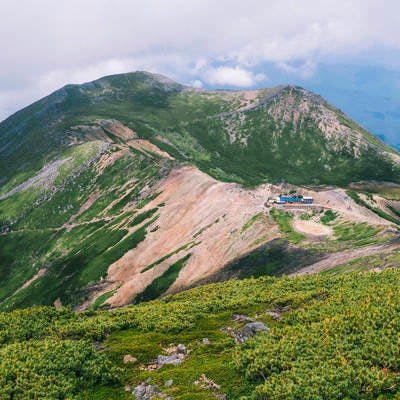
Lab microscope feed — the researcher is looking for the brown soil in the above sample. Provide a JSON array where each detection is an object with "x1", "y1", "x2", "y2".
[
  {"x1": 127, "y1": 139, "x2": 175, "y2": 160},
  {"x1": 105, "y1": 165, "x2": 278, "y2": 307},
  {"x1": 292, "y1": 219, "x2": 332, "y2": 239},
  {"x1": 85, "y1": 167, "x2": 396, "y2": 309}
]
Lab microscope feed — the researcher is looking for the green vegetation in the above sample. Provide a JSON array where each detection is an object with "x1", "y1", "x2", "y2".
[
  {"x1": 299, "y1": 212, "x2": 311, "y2": 220},
  {"x1": 136, "y1": 192, "x2": 161, "y2": 209},
  {"x1": 90, "y1": 288, "x2": 120, "y2": 310},
  {"x1": 193, "y1": 219, "x2": 219, "y2": 239},
  {"x1": 80, "y1": 223, "x2": 153, "y2": 285},
  {"x1": 320, "y1": 209, "x2": 338, "y2": 224},
  {"x1": 0, "y1": 338, "x2": 119, "y2": 399},
  {"x1": 141, "y1": 242, "x2": 195, "y2": 273},
  {"x1": 346, "y1": 190, "x2": 400, "y2": 225},
  {"x1": 135, "y1": 254, "x2": 191, "y2": 303},
  {"x1": 0, "y1": 143, "x2": 169, "y2": 309},
  {"x1": 235, "y1": 270, "x2": 400, "y2": 399},
  {"x1": 388, "y1": 204, "x2": 400, "y2": 218},
  {"x1": 333, "y1": 221, "x2": 382, "y2": 244},
  {"x1": 241, "y1": 212, "x2": 264, "y2": 233},
  {"x1": 270, "y1": 208, "x2": 305, "y2": 244},
  {"x1": 1, "y1": 71, "x2": 400, "y2": 310},
  {"x1": 1, "y1": 74, "x2": 400, "y2": 399},
  {"x1": 129, "y1": 207, "x2": 158, "y2": 227},
  {"x1": 220, "y1": 239, "x2": 318, "y2": 278},
  {"x1": 323, "y1": 251, "x2": 400, "y2": 275},
  {"x1": 2, "y1": 73, "x2": 399, "y2": 197},
  {"x1": 0, "y1": 269, "x2": 399, "y2": 398}
]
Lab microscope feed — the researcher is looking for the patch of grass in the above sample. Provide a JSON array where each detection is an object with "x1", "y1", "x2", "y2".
[
  {"x1": 129, "y1": 208, "x2": 158, "y2": 227},
  {"x1": 333, "y1": 221, "x2": 381, "y2": 243},
  {"x1": 2, "y1": 267, "x2": 400, "y2": 398},
  {"x1": 269, "y1": 208, "x2": 305, "y2": 244},
  {"x1": 241, "y1": 212, "x2": 264, "y2": 233},
  {"x1": 193, "y1": 219, "x2": 219, "y2": 239},
  {"x1": 322, "y1": 251, "x2": 400, "y2": 275},
  {"x1": 90, "y1": 287, "x2": 120, "y2": 311},
  {"x1": 0, "y1": 229, "x2": 59, "y2": 302},
  {"x1": 106, "y1": 314, "x2": 252, "y2": 399},
  {"x1": 299, "y1": 212, "x2": 311, "y2": 220},
  {"x1": 346, "y1": 190, "x2": 400, "y2": 225},
  {"x1": 388, "y1": 205, "x2": 400, "y2": 218},
  {"x1": 141, "y1": 243, "x2": 195, "y2": 273},
  {"x1": 136, "y1": 192, "x2": 161, "y2": 209},
  {"x1": 135, "y1": 254, "x2": 191, "y2": 303},
  {"x1": 80, "y1": 223, "x2": 151, "y2": 284},
  {"x1": 320, "y1": 209, "x2": 338, "y2": 224}
]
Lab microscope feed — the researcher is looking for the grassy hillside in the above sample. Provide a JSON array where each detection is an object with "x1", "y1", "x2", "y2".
[
  {"x1": 0, "y1": 71, "x2": 399, "y2": 312},
  {"x1": 0, "y1": 268, "x2": 399, "y2": 399},
  {"x1": 0, "y1": 140, "x2": 176, "y2": 310},
  {"x1": 1, "y1": 72, "x2": 399, "y2": 188}
]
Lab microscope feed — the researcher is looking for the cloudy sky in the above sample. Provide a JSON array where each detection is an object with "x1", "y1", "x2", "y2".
[{"x1": 2, "y1": 0, "x2": 400, "y2": 147}]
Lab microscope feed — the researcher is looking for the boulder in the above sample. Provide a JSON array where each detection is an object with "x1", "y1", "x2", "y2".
[
  {"x1": 133, "y1": 383, "x2": 160, "y2": 400},
  {"x1": 157, "y1": 355, "x2": 182, "y2": 366},
  {"x1": 237, "y1": 322, "x2": 269, "y2": 343},
  {"x1": 177, "y1": 344, "x2": 186, "y2": 354}
]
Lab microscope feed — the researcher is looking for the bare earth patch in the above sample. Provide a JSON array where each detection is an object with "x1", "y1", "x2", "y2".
[
  {"x1": 105, "y1": 165, "x2": 278, "y2": 307},
  {"x1": 81, "y1": 164, "x2": 396, "y2": 309},
  {"x1": 292, "y1": 219, "x2": 332, "y2": 239}
]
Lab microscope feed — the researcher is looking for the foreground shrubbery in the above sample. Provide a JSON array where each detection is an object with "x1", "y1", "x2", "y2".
[
  {"x1": 0, "y1": 339, "x2": 118, "y2": 399},
  {"x1": 0, "y1": 269, "x2": 399, "y2": 398},
  {"x1": 236, "y1": 272, "x2": 400, "y2": 399}
]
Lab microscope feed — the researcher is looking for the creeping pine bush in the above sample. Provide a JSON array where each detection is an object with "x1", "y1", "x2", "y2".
[{"x1": 0, "y1": 339, "x2": 118, "y2": 399}]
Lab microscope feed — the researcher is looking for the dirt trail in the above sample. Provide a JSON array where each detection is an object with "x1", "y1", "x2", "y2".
[
  {"x1": 4, "y1": 268, "x2": 47, "y2": 303},
  {"x1": 290, "y1": 239, "x2": 400, "y2": 276}
]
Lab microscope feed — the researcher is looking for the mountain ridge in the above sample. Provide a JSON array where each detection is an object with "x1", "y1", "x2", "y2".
[
  {"x1": 1, "y1": 71, "x2": 399, "y2": 191},
  {"x1": 0, "y1": 71, "x2": 399, "y2": 312}
]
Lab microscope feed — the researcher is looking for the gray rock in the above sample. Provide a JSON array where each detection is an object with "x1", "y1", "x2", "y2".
[
  {"x1": 133, "y1": 383, "x2": 146, "y2": 399},
  {"x1": 232, "y1": 314, "x2": 253, "y2": 322},
  {"x1": 202, "y1": 337, "x2": 211, "y2": 345},
  {"x1": 157, "y1": 355, "x2": 182, "y2": 366},
  {"x1": 165, "y1": 379, "x2": 173, "y2": 387},
  {"x1": 177, "y1": 344, "x2": 186, "y2": 354},
  {"x1": 237, "y1": 322, "x2": 269, "y2": 343},
  {"x1": 133, "y1": 383, "x2": 160, "y2": 399}
]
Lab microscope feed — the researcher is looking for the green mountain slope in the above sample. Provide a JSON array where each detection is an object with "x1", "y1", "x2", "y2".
[
  {"x1": 1, "y1": 268, "x2": 400, "y2": 399},
  {"x1": 1, "y1": 71, "x2": 399, "y2": 188},
  {"x1": 0, "y1": 71, "x2": 399, "y2": 312}
]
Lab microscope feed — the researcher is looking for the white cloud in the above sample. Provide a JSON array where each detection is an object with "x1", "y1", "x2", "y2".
[
  {"x1": 277, "y1": 60, "x2": 317, "y2": 79},
  {"x1": 203, "y1": 66, "x2": 267, "y2": 87},
  {"x1": 190, "y1": 80, "x2": 204, "y2": 89},
  {"x1": 1, "y1": 0, "x2": 400, "y2": 119}
]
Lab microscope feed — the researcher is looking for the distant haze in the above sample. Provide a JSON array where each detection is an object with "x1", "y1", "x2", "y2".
[{"x1": 1, "y1": 0, "x2": 400, "y2": 148}]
